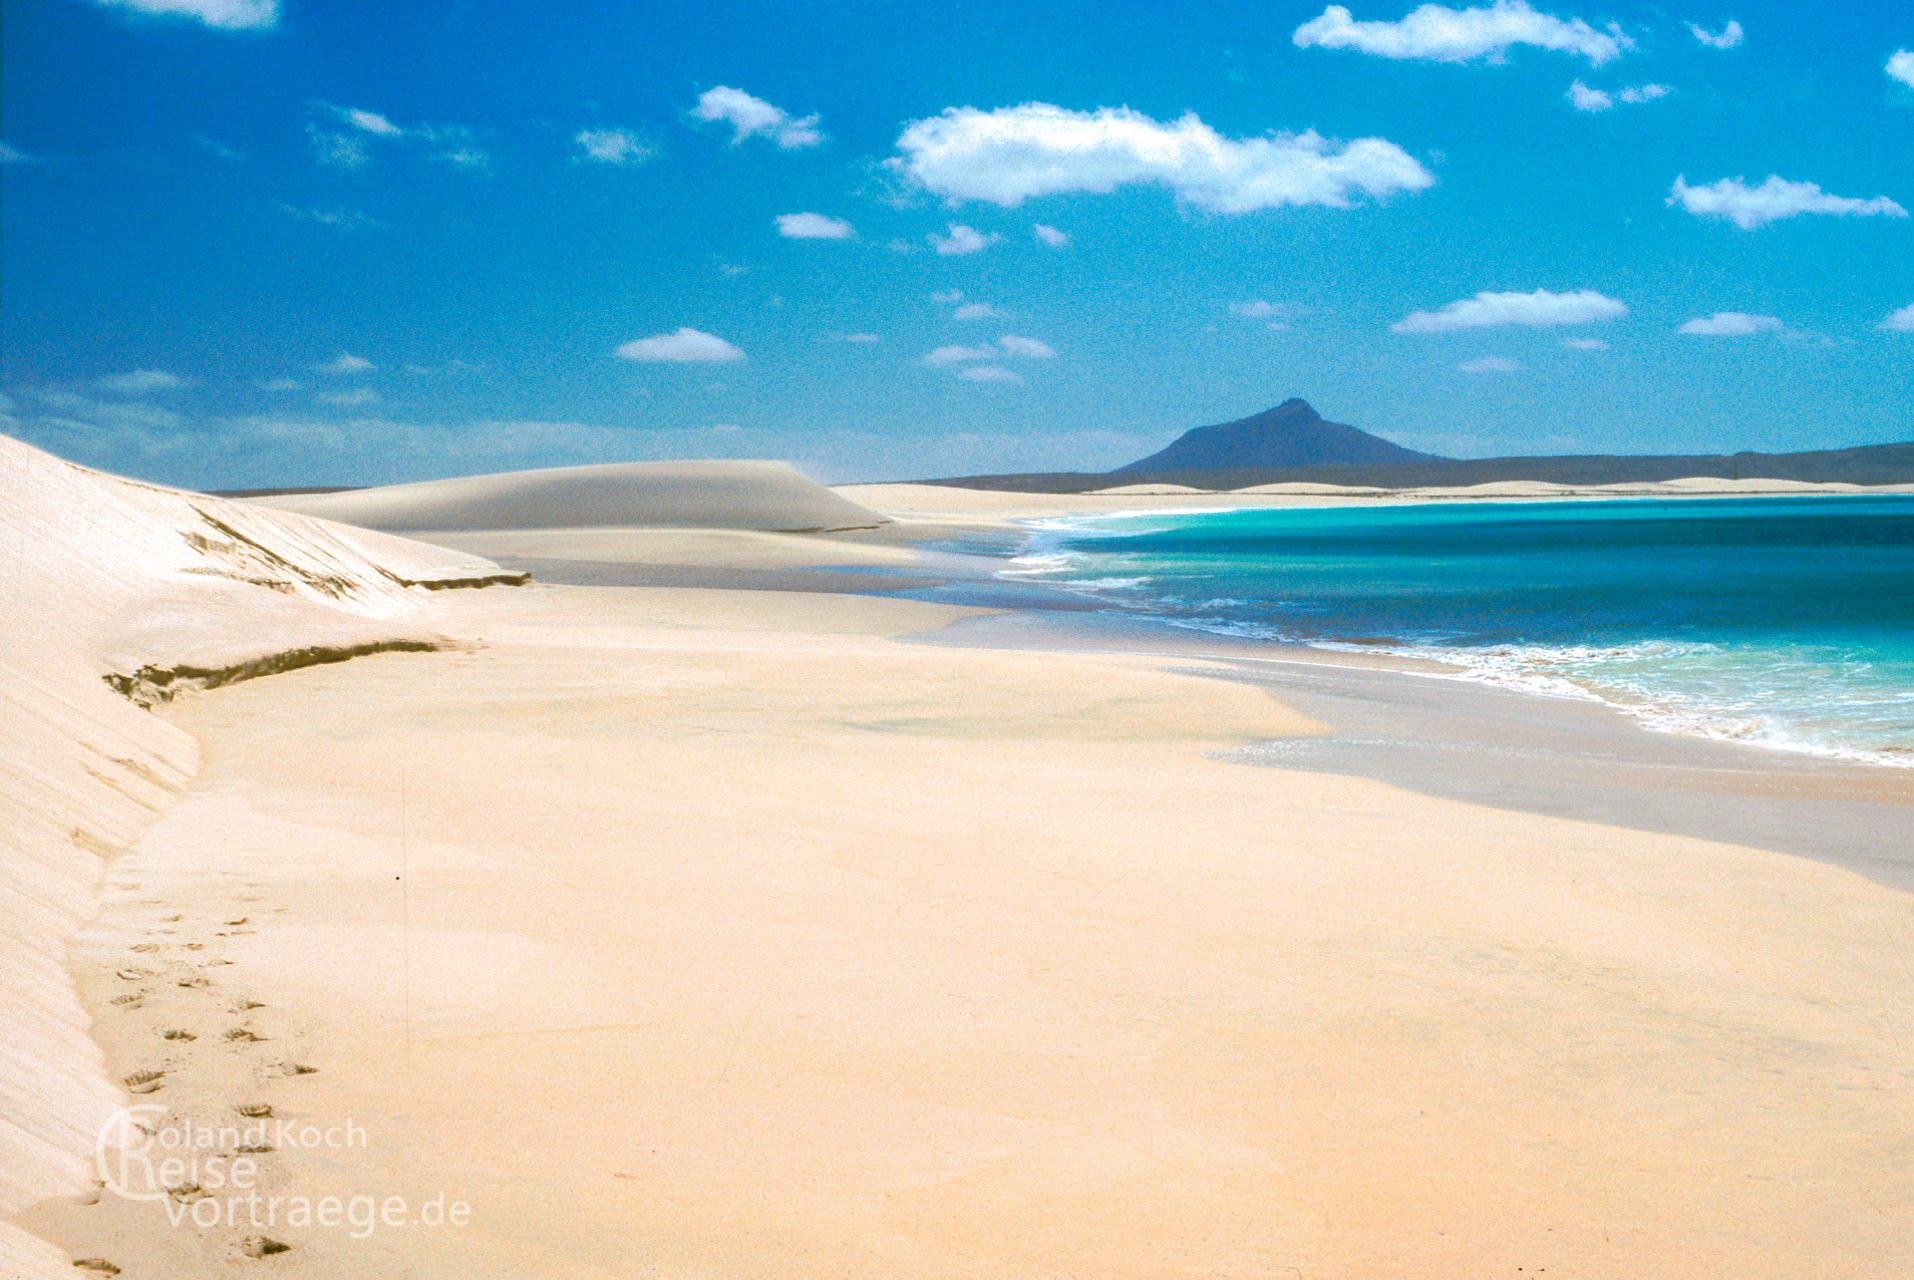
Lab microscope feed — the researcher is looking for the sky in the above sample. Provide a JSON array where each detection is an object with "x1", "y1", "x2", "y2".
[{"x1": 1, "y1": 0, "x2": 1910, "y2": 487}]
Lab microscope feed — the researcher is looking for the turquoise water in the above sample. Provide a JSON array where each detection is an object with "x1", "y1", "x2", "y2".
[{"x1": 1009, "y1": 497, "x2": 1914, "y2": 767}]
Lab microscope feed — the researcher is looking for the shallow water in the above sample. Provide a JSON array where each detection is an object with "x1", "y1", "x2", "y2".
[{"x1": 1006, "y1": 496, "x2": 1914, "y2": 767}]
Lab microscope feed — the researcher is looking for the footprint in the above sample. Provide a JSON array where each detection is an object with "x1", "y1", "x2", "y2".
[
  {"x1": 163, "y1": 1029, "x2": 197, "y2": 1042},
  {"x1": 71, "y1": 1260, "x2": 121, "y2": 1276},
  {"x1": 226, "y1": 1028, "x2": 262, "y2": 1042},
  {"x1": 123, "y1": 1069, "x2": 164, "y2": 1095},
  {"x1": 109, "y1": 993, "x2": 143, "y2": 1007},
  {"x1": 240, "y1": 1236, "x2": 291, "y2": 1259},
  {"x1": 282, "y1": 1063, "x2": 317, "y2": 1077},
  {"x1": 235, "y1": 1103, "x2": 272, "y2": 1119}
]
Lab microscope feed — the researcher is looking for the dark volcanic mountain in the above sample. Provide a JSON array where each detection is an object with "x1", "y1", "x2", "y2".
[{"x1": 1114, "y1": 399, "x2": 1439, "y2": 473}]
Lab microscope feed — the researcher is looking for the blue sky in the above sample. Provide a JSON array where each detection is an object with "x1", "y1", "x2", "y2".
[{"x1": 1, "y1": 0, "x2": 1909, "y2": 487}]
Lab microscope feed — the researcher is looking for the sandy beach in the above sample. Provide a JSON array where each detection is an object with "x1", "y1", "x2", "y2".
[{"x1": 5, "y1": 444, "x2": 1912, "y2": 1277}]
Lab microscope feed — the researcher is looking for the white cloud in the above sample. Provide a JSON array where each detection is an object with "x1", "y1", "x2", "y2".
[
  {"x1": 574, "y1": 128, "x2": 654, "y2": 166},
  {"x1": 1882, "y1": 304, "x2": 1914, "y2": 332},
  {"x1": 1569, "y1": 80, "x2": 1669, "y2": 110},
  {"x1": 1293, "y1": 2, "x2": 1628, "y2": 66},
  {"x1": 997, "y1": 334, "x2": 1058, "y2": 359},
  {"x1": 1393, "y1": 288, "x2": 1627, "y2": 333},
  {"x1": 615, "y1": 328, "x2": 745, "y2": 363},
  {"x1": 953, "y1": 302, "x2": 1002, "y2": 319},
  {"x1": 97, "y1": 369, "x2": 186, "y2": 394},
  {"x1": 1457, "y1": 356, "x2": 1520, "y2": 372},
  {"x1": 1677, "y1": 311, "x2": 1784, "y2": 336},
  {"x1": 958, "y1": 365, "x2": 1021, "y2": 383},
  {"x1": 338, "y1": 107, "x2": 401, "y2": 137},
  {"x1": 308, "y1": 105, "x2": 488, "y2": 172},
  {"x1": 89, "y1": 0, "x2": 277, "y2": 30},
  {"x1": 1687, "y1": 19, "x2": 1743, "y2": 50},
  {"x1": 1033, "y1": 223, "x2": 1070, "y2": 247},
  {"x1": 1562, "y1": 336, "x2": 1609, "y2": 350},
  {"x1": 1669, "y1": 175, "x2": 1908, "y2": 230},
  {"x1": 775, "y1": 212, "x2": 855, "y2": 239},
  {"x1": 1567, "y1": 81, "x2": 1612, "y2": 110},
  {"x1": 1230, "y1": 299, "x2": 1285, "y2": 318},
  {"x1": 930, "y1": 289, "x2": 965, "y2": 304},
  {"x1": 1, "y1": 141, "x2": 33, "y2": 165},
  {"x1": 843, "y1": 333, "x2": 882, "y2": 343},
  {"x1": 278, "y1": 203, "x2": 376, "y2": 230},
  {"x1": 923, "y1": 343, "x2": 999, "y2": 367},
  {"x1": 691, "y1": 86, "x2": 823, "y2": 149},
  {"x1": 891, "y1": 103, "x2": 1432, "y2": 215},
  {"x1": 257, "y1": 378, "x2": 301, "y2": 392},
  {"x1": 317, "y1": 353, "x2": 374, "y2": 374},
  {"x1": 928, "y1": 223, "x2": 1000, "y2": 255},
  {"x1": 1889, "y1": 51, "x2": 1914, "y2": 89},
  {"x1": 317, "y1": 387, "x2": 380, "y2": 407}
]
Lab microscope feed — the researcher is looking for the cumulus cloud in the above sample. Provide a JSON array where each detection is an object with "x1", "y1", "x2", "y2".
[
  {"x1": 891, "y1": 103, "x2": 1432, "y2": 214},
  {"x1": 1393, "y1": 288, "x2": 1627, "y2": 333},
  {"x1": 843, "y1": 333, "x2": 882, "y2": 343},
  {"x1": 1687, "y1": 19, "x2": 1743, "y2": 50},
  {"x1": 923, "y1": 343, "x2": 1000, "y2": 367},
  {"x1": 996, "y1": 334, "x2": 1058, "y2": 359},
  {"x1": 317, "y1": 353, "x2": 374, "y2": 374},
  {"x1": 930, "y1": 289, "x2": 966, "y2": 304},
  {"x1": 95, "y1": 369, "x2": 186, "y2": 394},
  {"x1": 1882, "y1": 304, "x2": 1914, "y2": 332},
  {"x1": 1677, "y1": 311, "x2": 1784, "y2": 336},
  {"x1": 1889, "y1": 51, "x2": 1914, "y2": 88},
  {"x1": 953, "y1": 302, "x2": 1002, "y2": 319},
  {"x1": 775, "y1": 212, "x2": 855, "y2": 239},
  {"x1": 1033, "y1": 223, "x2": 1070, "y2": 247},
  {"x1": 278, "y1": 203, "x2": 377, "y2": 230},
  {"x1": 691, "y1": 86, "x2": 822, "y2": 149},
  {"x1": 1293, "y1": 2, "x2": 1628, "y2": 66},
  {"x1": 574, "y1": 128, "x2": 654, "y2": 165},
  {"x1": 1568, "y1": 80, "x2": 1669, "y2": 110},
  {"x1": 1457, "y1": 356, "x2": 1520, "y2": 372},
  {"x1": 317, "y1": 387, "x2": 380, "y2": 407},
  {"x1": 1669, "y1": 175, "x2": 1908, "y2": 229},
  {"x1": 1562, "y1": 336, "x2": 1609, "y2": 350},
  {"x1": 1230, "y1": 300, "x2": 1285, "y2": 318},
  {"x1": 308, "y1": 104, "x2": 489, "y2": 172},
  {"x1": 958, "y1": 365, "x2": 1021, "y2": 383},
  {"x1": 928, "y1": 223, "x2": 1000, "y2": 255},
  {"x1": 615, "y1": 328, "x2": 745, "y2": 363},
  {"x1": 924, "y1": 335, "x2": 1056, "y2": 369},
  {"x1": 89, "y1": 0, "x2": 277, "y2": 29}
]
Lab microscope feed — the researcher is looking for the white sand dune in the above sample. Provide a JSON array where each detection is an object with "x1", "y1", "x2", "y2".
[
  {"x1": 0, "y1": 433, "x2": 517, "y2": 1277},
  {"x1": 257, "y1": 459, "x2": 890, "y2": 534},
  {"x1": 1231, "y1": 481, "x2": 1390, "y2": 495},
  {"x1": 1089, "y1": 483, "x2": 1213, "y2": 496}
]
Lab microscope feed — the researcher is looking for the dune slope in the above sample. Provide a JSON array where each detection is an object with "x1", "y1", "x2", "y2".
[
  {"x1": 0, "y1": 433, "x2": 517, "y2": 1276},
  {"x1": 255, "y1": 459, "x2": 890, "y2": 534}
]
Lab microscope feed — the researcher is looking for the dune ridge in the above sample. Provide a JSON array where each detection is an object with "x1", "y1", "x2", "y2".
[
  {"x1": 255, "y1": 458, "x2": 891, "y2": 534},
  {"x1": 0, "y1": 433, "x2": 517, "y2": 1277}
]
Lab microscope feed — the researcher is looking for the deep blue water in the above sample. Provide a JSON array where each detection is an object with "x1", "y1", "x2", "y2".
[{"x1": 1009, "y1": 497, "x2": 1914, "y2": 766}]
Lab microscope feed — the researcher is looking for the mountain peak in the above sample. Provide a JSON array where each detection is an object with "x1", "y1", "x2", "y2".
[{"x1": 1112, "y1": 398, "x2": 1439, "y2": 475}]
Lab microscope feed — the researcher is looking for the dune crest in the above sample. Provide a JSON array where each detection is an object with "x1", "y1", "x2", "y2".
[
  {"x1": 0, "y1": 433, "x2": 517, "y2": 1276},
  {"x1": 255, "y1": 458, "x2": 891, "y2": 534}
]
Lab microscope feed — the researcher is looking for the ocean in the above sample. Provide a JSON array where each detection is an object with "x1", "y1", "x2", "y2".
[{"x1": 1006, "y1": 496, "x2": 1914, "y2": 768}]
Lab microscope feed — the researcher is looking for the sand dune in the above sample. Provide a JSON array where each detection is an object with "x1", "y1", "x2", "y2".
[
  {"x1": 1089, "y1": 482, "x2": 1213, "y2": 496},
  {"x1": 258, "y1": 459, "x2": 890, "y2": 534},
  {"x1": 0, "y1": 433, "x2": 517, "y2": 1277}
]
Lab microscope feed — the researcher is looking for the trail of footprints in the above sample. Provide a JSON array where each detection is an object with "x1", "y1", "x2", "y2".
[{"x1": 82, "y1": 882, "x2": 316, "y2": 1272}]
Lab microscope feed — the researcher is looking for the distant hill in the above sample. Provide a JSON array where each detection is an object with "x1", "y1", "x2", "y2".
[
  {"x1": 923, "y1": 397, "x2": 1914, "y2": 491},
  {"x1": 1114, "y1": 399, "x2": 1438, "y2": 472}
]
